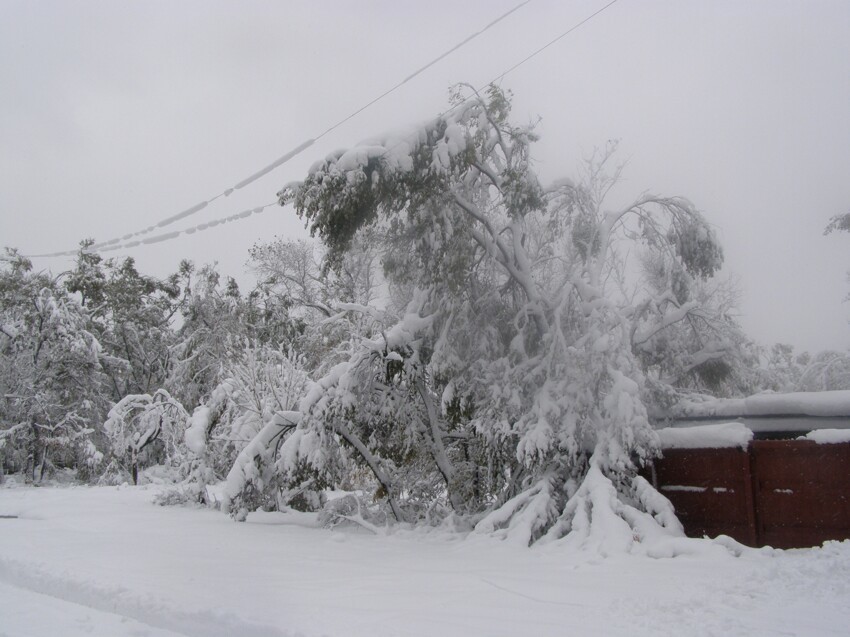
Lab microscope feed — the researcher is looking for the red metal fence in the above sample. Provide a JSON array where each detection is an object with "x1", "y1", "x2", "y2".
[{"x1": 647, "y1": 441, "x2": 850, "y2": 548}]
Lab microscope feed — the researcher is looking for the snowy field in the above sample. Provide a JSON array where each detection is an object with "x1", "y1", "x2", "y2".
[{"x1": 1, "y1": 484, "x2": 849, "y2": 637}]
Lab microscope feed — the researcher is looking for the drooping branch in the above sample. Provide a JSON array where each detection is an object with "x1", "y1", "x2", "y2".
[
  {"x1": 660, "y1": 347, "x2": 728, "y2": 386},
  {"x1": 632, "y1": 300, "x2": 700, "y2": 347},
  {"x1": 332, "y1": 418, "x2": 405, "y2": 522},
  {"x1": 415, "y1": 378, "x2": 464, "y2": 512},
  {"x1": 451, "y1": 190, "x2": 549, "y2": 338}
]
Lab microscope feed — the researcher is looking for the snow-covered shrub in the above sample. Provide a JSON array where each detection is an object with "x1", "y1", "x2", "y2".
[
  {"x1": 153, "y1": 483, "x2": 204, "y2": 507},
  {"x1": 185, "y1": 346, "x2": 312, "y2": 514},
  {"x1": 103, "y1": 389, "x2": 189, "y2": 484},
  {"x1": 95, "y1": 457, "x2": 131, "y2": 486},
  {"x1": 317, "y1": 493, "x2": 389, "y2": 532}
]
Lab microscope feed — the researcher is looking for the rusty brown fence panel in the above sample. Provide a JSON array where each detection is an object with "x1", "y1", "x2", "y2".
[
  {"x1": 649, "y1": 448, "x2": 756, "y2": 546},
  {"x1": 648, "y1": 441, "x2": 850, "y2": 548},
  {"x1": 751, "y1": 440, "x2": 850, "y2": 549}
]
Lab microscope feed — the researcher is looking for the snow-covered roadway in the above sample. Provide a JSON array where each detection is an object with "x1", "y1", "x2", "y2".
[{"x1": 1, "y1": 484, "x2": 848, "y2": 637}]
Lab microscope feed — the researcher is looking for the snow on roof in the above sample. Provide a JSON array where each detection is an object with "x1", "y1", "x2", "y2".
[
  {"x1": 672, "y1": 390, "x2": 850, "y2": 419},
  {"x1": 800, "y1": 429, "x2": 850, "y2": 445},
  {"x1": 656, "y1": 422, "x2": 754, "y2": 450}
]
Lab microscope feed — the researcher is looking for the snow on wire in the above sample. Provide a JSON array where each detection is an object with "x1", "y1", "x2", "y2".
[{"x1": 29, "y1": 1, "x2": 535, "y2": 258}]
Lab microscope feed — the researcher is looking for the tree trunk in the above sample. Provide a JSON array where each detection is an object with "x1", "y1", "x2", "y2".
[
  {"x1": 130, "y1": 448, "x2": 139, "y2": 485},
  {"x1": 25, "y1": 420, "x2": 40, "y2": 484}
]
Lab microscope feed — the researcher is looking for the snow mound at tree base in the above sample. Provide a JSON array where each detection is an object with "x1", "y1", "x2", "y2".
[{"x1": 474, "y1": 458, "x2": 752, "y2": 559}]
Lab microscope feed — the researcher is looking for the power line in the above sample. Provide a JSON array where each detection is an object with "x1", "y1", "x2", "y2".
[
  {"x1": 313, "y1": 0, "x2": 532, "y2": 141},
  {"x1": 371, "y1": 0, "x2": 625, "y2": 176},
  {"x1": 290, "y1": 0, "x2": 625, "y2": 200},
  {"x1": 26, "y1": 0, "x2": 623, "y2": 260},
  {"x1": 28, "y1": 0, "x2": 533, "y2": 259},
  {"x1": 27, "y1": 203, "x2": 279, "y2": 258},
  {"x1": 490, "y1": 0, "x2": 621, "y2": 84}
]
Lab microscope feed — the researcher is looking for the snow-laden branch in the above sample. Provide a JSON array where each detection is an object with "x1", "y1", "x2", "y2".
[
  {"x1": 220, "y1": 411, "x2": 299, "y2": 514},
  {"x1": 633, "y1": 300, "x2": 699, "y2": 346},
  {"x1": 660, "y1": 347, "x2": 728, "y2": 386},
  {"x1": 451, "y1": 190, "x2": 548, "y2": 337},
  {"x1": 474, "y1": 477, "x2": 558, "y2": 546}
]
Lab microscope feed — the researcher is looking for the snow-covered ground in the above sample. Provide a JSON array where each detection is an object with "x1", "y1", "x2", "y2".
[{"x1": 1, "y1": 484, "x2": 848, "y2": 637}]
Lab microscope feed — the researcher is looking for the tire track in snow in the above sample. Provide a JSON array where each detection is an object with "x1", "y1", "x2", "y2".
[
  {"x1": 0, "y1": 557, "x2": 298, "y2": 637},
  {"x1": 0, "y1": 580, "x2": 188, "y2": 637}
]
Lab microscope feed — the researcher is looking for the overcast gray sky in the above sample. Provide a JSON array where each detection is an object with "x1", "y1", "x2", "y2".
[{"x1": 1, "y1": 0, "x2": 848, "y2": 354}]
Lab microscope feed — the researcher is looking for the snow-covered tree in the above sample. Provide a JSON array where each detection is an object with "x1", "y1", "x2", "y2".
[
  {"x1": 103, "y1": 388, "x2": 188, "y2": 484},
  {"x1": 757, "y1": 342, "x2": 806, "y2": 392},
  {"x1": 0, "y1": 249, "x2": 104, "y2": 481},
  {"x1": 165, "y1": 263, "x2": 249, "y2": 409},
  {"x1": 275, "y1": 291, "x2": 482, "y2": 522},
  {"x1": 248, "y1": 234, "x2": 387, "y2": 373},
  {"x1": 66, "y1": 246, "x2": 182, "y2": 402},
  {"x1": 796, "y1": 349, "x2": 850, "y2": 391},
  {"x1": 183, "y1": 345, "x2": 310, "y2": 514},
  {"x1": 633, "y1": 251, "x2": 757, "y2": 403},
  {"x1": 245, "y1": 86, "x2": 727, "y2": 549},
  {"x1": 228, "y1": 237, "x2": 459, "y2": 521}
]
